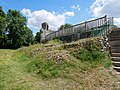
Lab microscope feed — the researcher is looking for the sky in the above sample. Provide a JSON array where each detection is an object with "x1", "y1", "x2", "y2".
[{"x1": 0, "y1": 0, "x2": 120, "y2": 35}]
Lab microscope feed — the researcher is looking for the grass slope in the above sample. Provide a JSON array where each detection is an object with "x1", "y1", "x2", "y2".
[{"x1": 0, "y1": 37, "x2": 120, "y2": 90}]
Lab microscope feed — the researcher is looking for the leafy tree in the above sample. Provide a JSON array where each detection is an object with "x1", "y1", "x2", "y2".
[
  {"x1": 6, "y1": 10, "x2": 33, "y2": 48},
  {"x1": 58, "y1": 23, "x2": 72, "y2": 30},
  {"x1": 35, "y1": 32, "x2": 41, "y2": 43},
  {"x1": 22, "y1": 27, "x2": 34, "y2": 46},
  {"x1": 0, "y1": 6, "x2": 7, "y2": 48}
]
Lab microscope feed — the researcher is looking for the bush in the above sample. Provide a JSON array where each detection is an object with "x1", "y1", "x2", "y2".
[
  {"x1": 27, "y1": 56, "x2": 78, "y2": 79},
  {"x1": 71, "y1": 48, "x2": 105, "y2": 62},
  {"x1": 47, "y1": 39, "x2": 63, "y2": 44}
]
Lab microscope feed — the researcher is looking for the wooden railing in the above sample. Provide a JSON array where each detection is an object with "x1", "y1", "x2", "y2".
[{"x1": 45, "y1": 15, "x2": 114, "y2": 42}]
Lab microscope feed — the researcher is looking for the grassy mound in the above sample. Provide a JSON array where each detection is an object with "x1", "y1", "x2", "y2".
[{"x1": 16, "y1": 37, "x2": 111, "y2": 79}]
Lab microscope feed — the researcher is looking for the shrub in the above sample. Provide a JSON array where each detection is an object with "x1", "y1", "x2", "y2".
[
  {"x1": 27, "y1": 55, "x2": 78, "y2": 79},
  {"x1": 71, "y1": 48, "x2": 105, "y2": 62},
  {"x1": 47, "y1": 39, "x2": 63, "y2": 44}
]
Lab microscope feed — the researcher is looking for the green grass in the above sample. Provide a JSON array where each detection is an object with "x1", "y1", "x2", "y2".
[
  {"x1": 0, "y1": 38, "x2": 120, "y2": 90},
  {"x1": 47, "y1": 39, "x2": 63, "y2": 44}
]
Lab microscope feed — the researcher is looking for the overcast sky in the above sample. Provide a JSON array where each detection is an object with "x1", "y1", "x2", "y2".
[{"x1": 0, "y1": 0, "x2": 120, "y2": 35}]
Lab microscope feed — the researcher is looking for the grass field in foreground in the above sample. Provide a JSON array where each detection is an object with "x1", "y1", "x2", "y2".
[{"x1": 0, "y1": 38, "x2": 120, "y2": 90}]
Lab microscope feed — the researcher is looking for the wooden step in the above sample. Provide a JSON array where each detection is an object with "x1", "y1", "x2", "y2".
[
  {"x1": 111, "y1": 57, "x2": 120, "y2": 61},
  {"x1": 110, "y1": 45, "x2": 120, "y2": 48},
  {"x1": 110, "y1": 33, "x2": 120, "y2": 35},
  {"x1": 110, "y1": 30, "x2": 120, "y2": 36},
  {"x1": 111, "y1": 47, "x2": 120, "y2": 49},
  {"x1": 109, "y1": 28, "x2": 120, "y2": 74},
  {"x1": 110, "y1": 36, "x2": 120, "y2": 38},
  {"x1": 109, "y1": 39, "x2": 120, "y2": 41},
  {"x1": 112, "y1": 61, "x2": 120, "y2": 67},
  {"x1": 109, "y1": 41, "x2": 120, "y2": 46},
  {"x1": 111, "y1": 53, "x2": 120, "y2": 57},
  {"x1": 109, "y1": 36, "x2": 120, "y2": 38},
  {"x1": 113, "y1": 66, "x2": 120, "y2": 72},
  {"x1": 111, "y1": 48, "x2": 120, "y2": 53},
  {"x1": 109, "y1": 29, "x2": 120, "y2": 41}
]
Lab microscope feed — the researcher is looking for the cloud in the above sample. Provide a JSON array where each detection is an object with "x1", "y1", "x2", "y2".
[
  {"x1": 21, "y1": 8, "x2": 74, "y2": 31},
  {"x1": 71, "y1": 5, "x2": 80, "y2": 11},
  {"x1": 63, "y1": 11, "x2": 74, "y2": 16},
  {"x1": 114, "y1": 18, "x2": 120, "y2": 27},
  {"x1": 90, "y1": 0, "x2": 120, "y2": 26},
  {"x1": 21, "y1": 8, "x2": 32, "y2": 17}
]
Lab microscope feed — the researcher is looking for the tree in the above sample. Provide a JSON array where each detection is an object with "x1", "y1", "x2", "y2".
[
  {"x1": 34, "y1": 32, "x2": 41, "y2": 43},
  {"x1": 23, "y1": 27, "x2": 34, "y2": 46},
  {"x1": 6, "y1": 10, "x2": 34, "y2": 48},
  {"x1": 58, "y1": 23, "x2": 72, "y2": 30},
  {"x1": 0, "y1": 6, "x2": 7, "y2": 48}
]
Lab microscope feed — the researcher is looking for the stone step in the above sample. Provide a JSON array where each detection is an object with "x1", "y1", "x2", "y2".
[
  {"x1": 111, "y1": 57, "x2": 120, "y2": 61},
  {"x1": 111, "y1": 53, "x2": 120, "y2": 57},
  {"x1": 112, "y1": 61, "x2": 120, "y2": 67}
]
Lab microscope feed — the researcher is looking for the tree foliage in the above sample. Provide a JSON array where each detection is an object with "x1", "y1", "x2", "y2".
[
  {"x1": 0, "y1": 7, "x2": 34, "y2": 49},
  {"x1": 58, "y1": 23, "x2": 72, "y2": 30},
  {"x1": 6, "y1": 10, "x2": 34, "y2": 48},
  {"x1": 0, "y1": 6, "x2": 7, "y2": 48},
  {"x1": 35, "y1": 32, "x2": 41, "y2": 43}
]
